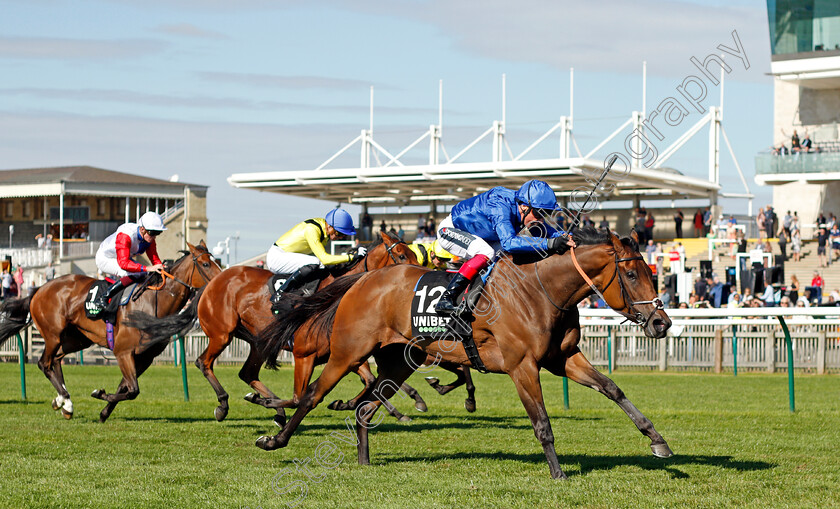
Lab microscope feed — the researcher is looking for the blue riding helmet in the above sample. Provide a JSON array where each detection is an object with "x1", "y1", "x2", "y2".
[
  {"x1": 515, "y1": 180, "x2": 560, "y2": 211},
  {"x1": 325, "y1": 208, "x2": 356, "y2": 236}
]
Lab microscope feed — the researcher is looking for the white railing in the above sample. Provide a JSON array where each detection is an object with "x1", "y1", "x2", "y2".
[{"x1": 0, "y1": 247, "x2": 53, "y2": 268}]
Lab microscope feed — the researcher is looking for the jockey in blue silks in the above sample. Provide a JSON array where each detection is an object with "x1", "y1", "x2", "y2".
[{"x1": 434, "y1": 179, "x2": 576, "y2": 315}]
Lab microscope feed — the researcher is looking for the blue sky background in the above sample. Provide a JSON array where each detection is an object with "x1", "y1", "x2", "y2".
[{"x1": 0, "y1": 0, "x2": 775, "y2": 261}]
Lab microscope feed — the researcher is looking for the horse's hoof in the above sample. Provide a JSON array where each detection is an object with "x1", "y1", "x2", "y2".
[
  {"x1": 273, "y1": 414, "x2": 286, "y2": 428},
  {"x1": 91, "y1": 389, "x2": 105, "y2": 400},
  {"x1": 256, "y1": 435, "x2": 281, "y2": 450},
  {"x1": 651, "y1": 442, "x2": 674, "y2": 458},
  {"x1": 214, "y1": 406, "x2": 228, "y2": 422},
  {"x1": 61, "y1": 409, "x2": 73, "y2": 420},
  {"x1": 327, "y1": 399, "x2": 343, "y2": 411},
  {"x1": 465, "y1": 399, "x2": 476, "y2": 413},
  {"x1": 398, "y1": 415, "x2": 412, "y2": 422},
  {"x1": 243, "y1": 392, "x2": 259, "y2": 403},
  {"x1": 51, "y1": 398, "x2": 61, "y2": 411},
  {"x1": 414, "y1": 401, "x2": 428, "y2": 412}
]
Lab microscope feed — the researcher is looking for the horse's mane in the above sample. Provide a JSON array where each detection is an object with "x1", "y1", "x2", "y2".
[{"x1": 511, "y1": 227, "x2": 639, "y2": 264}]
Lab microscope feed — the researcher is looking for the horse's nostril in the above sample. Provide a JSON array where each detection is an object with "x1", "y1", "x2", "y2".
[{"x1": 653, "y1": 318, "x2": 667, "y2": 330}]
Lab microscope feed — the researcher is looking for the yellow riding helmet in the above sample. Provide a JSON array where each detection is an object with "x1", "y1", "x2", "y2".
[{"x1": 432, "y1": 241, "x2": 453, "y2": 260}]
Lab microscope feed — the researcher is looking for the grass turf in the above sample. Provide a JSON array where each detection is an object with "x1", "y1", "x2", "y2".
[{"x1": 0, "y1": 362, "x2": 838, "y2": 508}]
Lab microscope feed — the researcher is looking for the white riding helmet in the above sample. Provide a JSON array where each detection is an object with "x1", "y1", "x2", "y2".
[{"x1": 139, "y1": 211, "x2": 167, "y2": 232}]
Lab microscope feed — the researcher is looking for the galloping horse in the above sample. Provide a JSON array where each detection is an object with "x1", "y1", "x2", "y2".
[
  {"x1": 256, "y1": 228, "x2": 672, "y2": 479},
  {"x1": 0, "y1": 241, "x2": 221, "y2": 422},
  {"x1": 127, "y1": 231, "x2": 428, "y2": 425}
]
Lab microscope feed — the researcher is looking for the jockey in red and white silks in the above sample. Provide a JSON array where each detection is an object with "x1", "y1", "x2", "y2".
[{"x1": 93, "y1": 211, "x2": 167, "y2": 309}]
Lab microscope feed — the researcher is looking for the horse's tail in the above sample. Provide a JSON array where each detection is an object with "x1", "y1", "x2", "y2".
[
  {"x1": 125, "y1": 287, "x2": 206, "y2": 352},
  {"x1": 261, "y1": 272, "x2": 365, "y2": 370},
  {"x1": 0, "y1": 291, "x2": 36, "y2": 348}
]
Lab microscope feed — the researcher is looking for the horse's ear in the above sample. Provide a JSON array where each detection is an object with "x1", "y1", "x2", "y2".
[
  {"x1": 199, "y1": 239, "x2": 207, "y2": 249},
  {"x1": 608, "y1": 230, "x2": 623, "y2": 254},
  {"x1": 379, "y1": 230, "x2": 393, "y2": 244},
  {"x1": 629, "y1": 229, "x2": 640, "y2": 245},
  {"x1": 186, "y1": 242, "x2": 196, "y2": 252}
]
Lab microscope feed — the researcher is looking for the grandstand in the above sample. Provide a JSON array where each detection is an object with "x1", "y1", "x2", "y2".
[{"x1": 757, "y1": 0, "x2": 840, "y2": 236}]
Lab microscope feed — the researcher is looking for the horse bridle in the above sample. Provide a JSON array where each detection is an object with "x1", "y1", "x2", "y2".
[
  {"x1": 362, "y1": 238, "x2": 405, "y2": 272},
  {"x1": 143, "y1": 249, "x2": 216, "y2": 294},
  {"x1": 569, "y1": 247, "x2": 664, "y2": 328}
]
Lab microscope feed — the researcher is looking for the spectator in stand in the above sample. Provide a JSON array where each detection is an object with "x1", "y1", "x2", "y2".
[
  {"x1": 830, "y1": 223, "x2": 840, "y2": 262},
  {"x1": 782, "y1": 210, "x2": 793, "y2": 237},
  {"x1": 789, "y1": 129, "x2": 801, "y2": 152},
  {"x1": 772, "y1": 143, "x2": 790, "y2": 155},
  {"x1": 655, "y1": 243, "x2": 664, "y2": 276},
  {"x1": 764, "y1": 205, "x2": 777, "y2": 239},
  {"x1": 795, "y1": 298, "x2": 808, "y2": 308},
  {"x1": 756, "y1": 207, "x2": 766, "y2": 241},
  {"x1": 693, "y1": 209, "x2": 704, "y2": 237},
  {"x1": 416, "y1": 215, "x2": 425, "y2": 237},
  {"x1": 669, "y1": 244, "x2": 683, "y2": 273},
  {"x1": 635, "y1": 208, "x2": 647, "y2": 244},
  {"x1": 827, "y1": 213, "x2": 836, "y2": 230},
  {"x1": 703, "y1": 207, "x2": 712, "y2": 236},
  {"x1": 644, "y1": 212, "x2": 655, "y2": 242},
  {"x1": 13, "y1": 265, "x2": 24, "y2": 296},
  {"x1": 1, "y1": 268, "x2": 12, "y2": 300},
  {"x1": 599, "y1": 216, "x2": 610, "y2": 230},
  {"x1": 694, "y1": 275, "x2": 709, "y2": 301},
  {"x1": 779, "y1": 295, "x2": 792, "y2": 308},
  {"x1": 379, "y1": 219, "x2": 387, "y2": 232},
  {"x1": 800, "y1": 131, "x2": 817, "y2": 152},
  {"x1": 816, "y1": 225, "x2": 829, "y2": 267},
  {"x1": 727, "y1": 291, "x2": 742, "y2": 309},
  {"x1": 811, "y1": 270, "x2": 825, "y2": 290},
  {"x1": 817, "y1": 211, "x2": 827, "y2": 228},
  {"x1": 788, "y1": 275, "x2": 800, "y2": 302},
  {"x1": 674, "y1": 209, "x2": 684, "y2": 238},
  {"x1": 361, "y1": 212, "x2": 373, "y2": 241},
  {"x1": 45, "y1": 261, "x2": 56, "y2": 281},
  {"x1": 761, "y1": 282, "x2": 776, "y2": 306},
  {"x1": 777, "y1": 229, "x2": 787, "y2": 261},
  {"x1": 582, "y1": 214, "x2": 595, "y2": 228},
  {"x1": 645, "y1": 239, "x2": 656, "y2": 264},
  {"x1": 708, "y1": 275, "x2": 724, "y2": 308}
]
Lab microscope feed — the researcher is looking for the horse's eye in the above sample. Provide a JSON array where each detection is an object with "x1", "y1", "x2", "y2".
[
  {"x1": 203, "y1": 262, "x2": 210, "y2": 268},
  {"x1": 400, "y1": 255, "x2": 407, "y2": 261},
  {"x1": 627, "y1": 271, "x2": 637, "y2": 279}
]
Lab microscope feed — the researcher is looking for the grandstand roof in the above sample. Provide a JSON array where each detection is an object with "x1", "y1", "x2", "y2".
[{"x1": 228, "y1": 157, "x2": 720, "y2": 206}]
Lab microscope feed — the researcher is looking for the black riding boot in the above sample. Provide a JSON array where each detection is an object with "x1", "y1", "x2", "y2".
[
  {"x1": 434, "y1": 274, "x2": 472, "y2": 316},
  {"x1": 94, "y1": 280, "x2": 125, "y2": 310},
  {"x1": 271, "y1": 264, "x2": 328, "y2": 308}
]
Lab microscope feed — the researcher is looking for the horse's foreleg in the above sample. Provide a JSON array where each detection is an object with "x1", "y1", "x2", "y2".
[
  {"x1": 255, "y1": 353, "x2": 356, "y2": 451},
  {"x1": 246, "y1": 353, "x2": 315, "y2": 416},
  {"x1": 400, "y1": 383, "x2": 427, "y2": 413},
  {"x1": 327, "y1": 361, "x2": 376, "y2": 411},
  {"x1": 563, "y1": 350, "x2": 673, "y2": 458},
  {"x1": 508, "y1": 360, "x2": 567, "y2": 480},
  {"x1": 195, "y1": 333, "x2": 232, "y2": 421}
]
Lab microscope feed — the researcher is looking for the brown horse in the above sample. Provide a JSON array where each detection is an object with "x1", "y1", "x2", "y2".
[
  {"x1": 0, "y1": 241, "x2": 221, "y2": 422},
  {"x1": 256, "y1": 228, "x2": 672, "y2": 479},
  {"x1": 127, "y1": 231, "x2": 430, "y2": 425}
]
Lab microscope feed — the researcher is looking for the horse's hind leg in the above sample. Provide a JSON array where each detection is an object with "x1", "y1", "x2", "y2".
[
  {"x1": 562, "y1": 350, "x2": 672, "y2": 458},
  {"x1": 97, "y1": 351, "x2": 155, "y2": 422},
  {"x1": 461, "y1": 366, "x2": 476, "y2": 413},
  {"x1": 425, "y1": 362, "x2": 475, "y2": 412},
  {"x1": 328, "y1": 362, "x2": 414, "y2": 421},
  {"x1": 91, "y1": 354, "x2": 140, "y2": 423},
  {"x1": 194, "y1": 332, "x2": 233, "y2": 421}
]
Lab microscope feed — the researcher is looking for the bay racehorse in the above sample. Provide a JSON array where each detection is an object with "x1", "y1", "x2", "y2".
[
  {"x1": 255, "y1": 228, "x2": 672, "y2": 479},
  {"x1": 0, "y1": 241, "x2": 221, "y2": 422},
  {"x1": 127, "y1": 231, "x2": 435, "y2": 425}
]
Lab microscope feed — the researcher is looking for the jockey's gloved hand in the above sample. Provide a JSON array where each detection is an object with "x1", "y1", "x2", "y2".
[
  {"x1": 547, "y1": 235, "x2": 573, "y2": 254},
  {"x1": 356, "y1": 246, "x2": 367, "y2": 257}
]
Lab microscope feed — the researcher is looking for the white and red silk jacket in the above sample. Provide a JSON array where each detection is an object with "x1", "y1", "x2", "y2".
[{"x1": 99, "y1": 223, "x2": 162, "y2": 273}]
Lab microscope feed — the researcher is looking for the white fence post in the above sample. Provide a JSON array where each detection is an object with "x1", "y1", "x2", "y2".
[{"x1": 817, "y1": 331, "x2": 826, "y2": 375}]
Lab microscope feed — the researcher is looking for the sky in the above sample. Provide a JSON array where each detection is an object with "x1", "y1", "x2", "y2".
[{"x1": 0, "y1": 0, "x2": 776, "y2": 261}]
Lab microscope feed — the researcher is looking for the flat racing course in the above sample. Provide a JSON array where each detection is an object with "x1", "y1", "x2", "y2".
[{"x1": 1, "y1": 364, "x2": 838, "y2": 508}]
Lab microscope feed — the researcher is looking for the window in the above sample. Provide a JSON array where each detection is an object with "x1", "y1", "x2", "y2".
[
  {"x1": 98, "y1": 199, "x2": 107, "y2": 216},
  {"x1": 23, "y1": 200, "x2": 32, "y2": 218},
  {"x1": 5, "y1": 202, "x2": 12, "y2": 218}
]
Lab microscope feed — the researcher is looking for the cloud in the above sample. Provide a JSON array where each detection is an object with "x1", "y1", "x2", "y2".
[
  {"x1": 339, "y1": 0, "x2": 771, "y2": 80},
  {"x1": 152, "y1": 23, "x2": 229, "y2": 40},
  {"x1": 0, "y1": 36, "x2": 168, "y2": 60},
  {"x1": 0, "y1": 87, "x2": 439, "y2": 116},
  {"x1": 196, "y1": 71, "x2": 395, "y2": 92}
]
